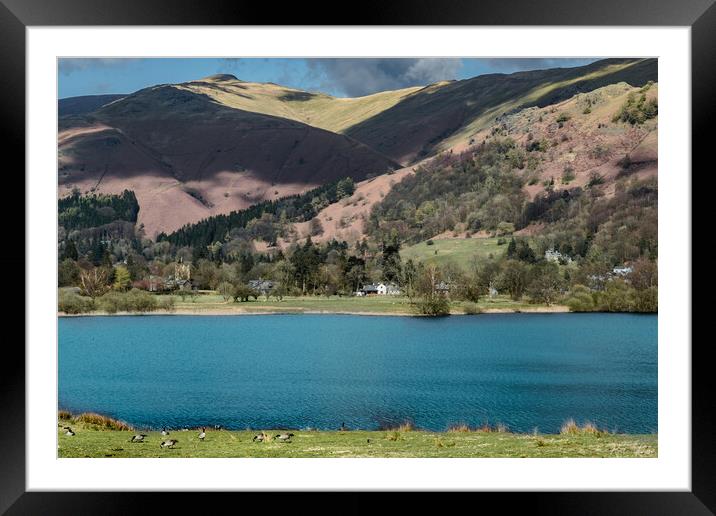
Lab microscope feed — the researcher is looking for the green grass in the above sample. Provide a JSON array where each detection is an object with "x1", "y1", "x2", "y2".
[
  {"x1": 400, "y1": 237, "x2": 507, "y2": 269},
  {"x1": 151, "y1": 293, "x2": 563, "y2": 316},
  {"x1": 57, "y1": 420, "x2": 657, "y2": 458},
  {"x1": 167, "y1": 293, "x2": 417, "y2": 314}
]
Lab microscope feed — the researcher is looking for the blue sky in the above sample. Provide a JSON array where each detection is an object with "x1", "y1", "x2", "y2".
[{"x1": 58, "y1": 58, "x2": 601, "y2": 99}]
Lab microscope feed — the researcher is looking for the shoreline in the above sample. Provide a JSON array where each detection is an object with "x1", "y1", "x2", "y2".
[{"x1": 58, "y1": 305, "x2": 575, "y2": 317}]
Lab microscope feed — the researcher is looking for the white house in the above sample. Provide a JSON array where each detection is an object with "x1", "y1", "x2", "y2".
[
  {"x1": 545, "y1": 248, "x2": 572, "y2": 264},
  {"x1": 612, "y1": 266, "x2": 633, "y2": 276},
  {"x1": 358, "y1": 283, "x2": 401, "y2": 296}
]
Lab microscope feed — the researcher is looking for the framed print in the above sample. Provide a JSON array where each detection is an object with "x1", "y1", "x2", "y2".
[{"x1": 2, "y1": 0, "x2": 709, "y2": 513}]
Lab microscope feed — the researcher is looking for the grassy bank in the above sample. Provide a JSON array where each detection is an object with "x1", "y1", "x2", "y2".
[
  {"x1": 59, "y1": 293, "x2": 567, "y2": 316},
  {"x1": 58, "y1": 418, "x2": 656, "y2": 458}
]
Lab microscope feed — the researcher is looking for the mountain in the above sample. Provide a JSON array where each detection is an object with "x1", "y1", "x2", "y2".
[
  {"x1": 58, "y1": 94, "x2": 126, "y2": 116},
  {"x1": 58, "y1": 58, "x2": 657, "y2": 238},
  {"x1": 344, "y1": 58, "x2": 656, "y2": 163},
  {"x1": 283, "y1": 81, "x2": 657, "y2": 246},
  {"x1": 58, "y1": 85, "x2": 399, "y2": 237}
]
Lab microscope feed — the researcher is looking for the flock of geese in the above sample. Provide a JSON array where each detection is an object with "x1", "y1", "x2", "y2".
[{"x1": 62, "y1": 424, "x2": 311, "y2": 448}]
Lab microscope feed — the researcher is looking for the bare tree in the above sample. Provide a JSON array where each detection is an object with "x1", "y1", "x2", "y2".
[{"x1": 79, "y1": 268, "x2": 110, "y2": 298}]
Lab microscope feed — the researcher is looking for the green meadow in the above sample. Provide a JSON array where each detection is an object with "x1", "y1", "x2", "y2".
[
  {"x1": 400, "y1": 237, "x2": 507, "y2": 269},
  {"x1": 58, "y1": 421, "x2": 657, "y2": 459}
]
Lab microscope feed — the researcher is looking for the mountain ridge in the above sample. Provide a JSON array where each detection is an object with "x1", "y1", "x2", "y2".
[{"x1": 58, "y1": 58, "x2": 657, "y2": 238}]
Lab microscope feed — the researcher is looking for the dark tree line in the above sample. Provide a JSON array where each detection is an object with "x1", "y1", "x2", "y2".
[
  {"x1": 59, "y1": 189, "x2": 139, "y2": 230},
  {"x1": 158, "y1": 177, "x2": 355, "y2": 250}
]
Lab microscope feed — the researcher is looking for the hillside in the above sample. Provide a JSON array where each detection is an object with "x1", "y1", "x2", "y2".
[
  {"x1": 58, "y1": 94, "x2": 126, "y2": 116},
  {"x1": 58, "y1": 86, "x2": 399, "y2": 236},
  {"x1": 345, "y1": 58, "x2": 656, "y2": 163},
  {"x1": 57, "y1": 58, "x2": 656, "y2": 239},
  {"x1": 280, "y1": 81, "x2": 656, "y2": 249}
]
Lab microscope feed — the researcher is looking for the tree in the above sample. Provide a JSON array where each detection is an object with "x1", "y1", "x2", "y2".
[
  {"x1": 526, "y1": 262, "x2": 564, "y2": 305},
  {"x1": 414, "y1": 264, "x2": 450, "y2": 316},
  {"x1": 400, "y1": 259, "x2": 418, "y2": 300},
  {"x1": 309, "y1": 217, "x2": 324, "y2": 237},
  {"x1": 58, "y1": 259, "x2": 80, "y2": 287},
  {"x1": 271, "y1": 282, "x2": 287, "y2": 301},
  {"x1": 217, "y1": 281, "x2": 234, "y2": 302},
  {"x1": 62, "y1": 240, "x2": 78, "y2": 261},
  {"x1": 112, "y1": 266, "x2": 131, "y2": 291},
  {"x1": 380, "y1": 242, "x2": 402, "y2": 283},
  {"x1": 343, "y1": 256, "x2": 367, "y2": 294},
  {"x1": 596, "y1": 279, "x2": 633, "y2": 312},
  {"x1": 336, "y1": 177, "x2": 355, "y2": 199},
  {"x1": 496, "y1": 221, "x2": 515, "y2": 237},
  {"x1": 459, "y1": 260, "x2": 482, "y2": 303},
  {"x1": 630, "y1": 257, "x2": 658, "y2": 290},
  {"x1": 632, "y1": 286, "x2": 657, "y2": 313},
  {"x1": 194, "y1": 259, "x2": 219, "y2": 290},
  {"x1": 233, "y1": 284, "x2": 258, "y2": 302},
  {"x1": 290, "y1": 237, "x2": 320, "y2": 294},
  {"x1": 499, "y1": 260, "x2": 529, "y2": 300},
  {"x1": 506, "y1": 238, "x2": 517, "y2": 258},
  {"x1": 565, "y1": 284, "x2": 596, "y2": 312},
  {"x1": 79, "y1": 268, "x2": 110, "y2": 298}
]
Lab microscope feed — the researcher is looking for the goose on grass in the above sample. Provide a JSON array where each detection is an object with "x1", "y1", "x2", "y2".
[
  {"x1": 160, "y1": 439, "x2": 178, "y2": 449},
  {"x1": 275, "y1": 433, "x2": 294, "y2": 442},
  {"x1": 198, "y1": 427, "x2": 206, "y2": 441},
  {"x1": 129, "y1": 434, "x2": 147, "y2": 443},
  {"x1": 63, "y1": 427, "x2": 75, "y2": 436}
]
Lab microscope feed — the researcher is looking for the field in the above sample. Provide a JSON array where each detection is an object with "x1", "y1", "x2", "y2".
[
  {"x1": 154, "y1": 293, "x2": 565, "y2": 316},
  {"x1": 58, "y1": 421, "x2": 657, "y2": 458},
  {"x1": 400, "y1": 237, "x2": 507, "y2": 269}
]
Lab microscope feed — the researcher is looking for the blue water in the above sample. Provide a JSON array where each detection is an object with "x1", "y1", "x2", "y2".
[{"x1": 58, "y1": 313, "x2": 657, "y2": 433}]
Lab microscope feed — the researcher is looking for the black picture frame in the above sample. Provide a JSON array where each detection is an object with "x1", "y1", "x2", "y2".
[{"x1": 1, "y1": 0, "x2": 707, "y2": 513}]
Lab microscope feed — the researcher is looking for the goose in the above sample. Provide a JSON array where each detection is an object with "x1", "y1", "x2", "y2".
[
  {"x1": 161, "y1": 427, "x2": 169, "y2": 437},
  {"x1": 252, "y1": 433, "x2": 266, "y2": 442},
  {"x1": 198, "y1": 427, "x2": 206, "y2": 441},
  {"x1": 64, "y1": 426, "x2": 75, "y2": 436},
  {"x1": 129, "y1": 434, "x2": 147, "y2": 443},
  {"x1": 275, "y1": 433, "x2": 294, "y2": 442},
  {"x1": 160, "y1": 439, "x2": 178, "y2": 448},
  {"x1": 339, "y1": 422, "x2": 348, "y2": 431},
  {"x1": 213, "y1": 424, "x2": 222, "y2": 430}
]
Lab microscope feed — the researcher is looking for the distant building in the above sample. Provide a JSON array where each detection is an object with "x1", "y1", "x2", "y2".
[
  {"x1": 489, "y1": 283, "x2": 499, "y2": 298},
  {"x1": 435, "y1": 281, "x2": 451, "y2": 294},
  {"x1": 163, "y1": 276, "x2": 192, "y2": 291},
  {"x1": 359, "y1": 284, "x2": 380, "y2": 296},
  {"x1": 357, "y1": 283, "x2": 401, "y2": 296},
  {"x1": 612, "y1": 266, "x2": 633, "y2": 276},
  {"x1": 545, "y1": 248, "x2": 572, "y2": 264},
  {"x1": 248, "y1": 279, "x2": 274, "y2": 295},
  {"x1": 385, "y1": 284, "x2": 401, "y2": 295}
]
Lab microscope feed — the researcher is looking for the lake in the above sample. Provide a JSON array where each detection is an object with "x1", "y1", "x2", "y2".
[{"x1": 58, "y1": 313, "x2": 657, "y2": 433}]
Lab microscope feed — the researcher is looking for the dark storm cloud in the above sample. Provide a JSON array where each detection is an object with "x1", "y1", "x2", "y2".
[
  {"x1": 305, "y1": 58, "x2": 462, "y2": 97},
  {"x1": 483, "y1": 58, "x2": 600, "y2": 73}
]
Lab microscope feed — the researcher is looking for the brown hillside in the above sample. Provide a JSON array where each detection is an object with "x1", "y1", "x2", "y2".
[
  {"x1": 58, "y1": 86, "x2": 399, "y2": 237},
  {"x1": 289, "y1": 82, "x2": 657, "y2": 245},
  {"x1": 345, "y1": 58, "x2": 656, "y2": 164}
]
